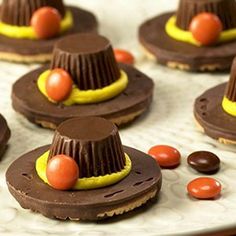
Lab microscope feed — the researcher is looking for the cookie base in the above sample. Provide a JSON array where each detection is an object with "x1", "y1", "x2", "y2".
[
  {"x1": 139, "y1": 12, "x2": 236, "y2": 72},
  {"x1": 12, "y1": 63, "x2": 154, "y2": 129},
  {"x1": 6, "y1": 145, "x2": 162, "y2": 221},
  {"x1": 194, "y1": 83, "x2": 236, "y2": 144},
  {"x1": 0, "y1": 114, "x2": 10, "y2": 159},
  {"x1": 0, "y1": 6, "x2": 98, "y2": 63}
]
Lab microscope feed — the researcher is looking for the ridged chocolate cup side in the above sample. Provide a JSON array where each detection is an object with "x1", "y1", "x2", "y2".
[
  {"x1": 0, "y1": 0, "x2": 65, "y2": 26},
  {"x1": 176, "y1": 0, "x2": 236, "y2": 30},
  {"x1": 48, "y1": 117, "x2": 126, "y2": 178},
  {"x1": 50, "y1": 33, "x2": 121, "y2": 90},
  {"x1": 225, "y1": 57, "x2": 236, "y2": 101}
]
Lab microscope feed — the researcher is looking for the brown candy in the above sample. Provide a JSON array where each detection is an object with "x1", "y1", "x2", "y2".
[{"x1": 187, "y1": 151, "x2": 220, "y2": 174}]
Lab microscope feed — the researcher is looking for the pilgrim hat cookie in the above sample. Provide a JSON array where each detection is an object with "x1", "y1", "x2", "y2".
[
  {"x1": 0, "y1": 0, "x2": 98, "y2": 63},
  {"x1": 6, "y1": 117, "x2": 162, "y2": 220},
  {"x1": 139, "y1": 0, "x2": 236, "y2": 71},
  {"x1": 194, "y1": 57, "x2": 236, "y2": 144},
  {"x1": 0, "y1": 114, "x2": 10, "y2": 159},
  {"x1": 12, "y1": 33, "x2": 154, "y2": 129}
]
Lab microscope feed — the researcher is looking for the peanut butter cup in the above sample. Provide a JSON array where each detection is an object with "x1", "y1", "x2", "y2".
[
  {"x1": 194, "y1": 57, "x2": 236, "y2": 144},
  {"x1": 0, "y1": 0, "x2": 98, "y2": 63},
  {"x1": 139, "y1": 0, "x2": 236, "y2": 71},
  {"x1": 0, "y1": 114, "x2": 10, "y2": 159},
  {"x1": 12, "y1": 33, "x2": 154, "y2": 129},
  {"x1": 6, "y1": 117, "x2": 162, "y2": 220}
]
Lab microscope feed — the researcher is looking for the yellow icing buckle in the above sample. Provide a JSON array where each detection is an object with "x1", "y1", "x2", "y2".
[
  {"x1": 36, "y1": 151, "x2": 132, "y2": 190},
  {"x1": 222, "y1": 96, "x2": 236, "y2": 117},
  {"x1": 0, "y1": 10, "x2": 73, "y2": 40},
  {"x1": 165, "y1": 16, "x2": 236, "y2": 46},
  {"x1": 37, "y1": 70, "x2": 129, "y2": 105}
]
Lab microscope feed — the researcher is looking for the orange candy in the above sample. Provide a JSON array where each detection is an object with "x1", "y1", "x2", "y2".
[
  {"x1": 46, "y1": 68, "x2": 73, "y2": 102},
  {"x1": 31, "y1": 7, "x2": 61, "y2": 39},
  {"x1": 114, "y1": 49, "x2": 135, "y2": 65},
  {"x1": 46, "y1": 155, "x2": 79, "y2": 190},
  {"x1": 187, "y1": 177, "x2": 221, "y2": 199},
  {"x1": 148, "y1": 145, "x2": 181, "y2": 168},
  {"x1": 189, "y1": 13, "x2": 223, "y2": 46}
]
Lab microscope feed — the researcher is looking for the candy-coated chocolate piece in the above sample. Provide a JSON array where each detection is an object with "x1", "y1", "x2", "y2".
[
  {"x1": 189, "y1": 13, "x2": 222, "y2": 46},
  {"x1": 187, "y1": 177, "x2": 221, "y2": 199},
  {"x1": 148, "y1": 145, "x2": 181, "y2": 168},
  {"x1": 114, "y1": 49, "x2": 135, "y2": 65},
  {"x1": 46, "y1": 68, "x2": 73, "y2": 102},
  {"x1": 31, "y1": 7, "x2": 61, "y2": 39},
  {"x1": 187, "y1": 151, "x2": 220, "y2": 174},
  {"x1": 46, "y1": 154, "x2": 79, "y2": 190}
]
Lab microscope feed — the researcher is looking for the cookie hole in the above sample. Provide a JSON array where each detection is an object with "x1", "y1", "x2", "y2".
[
  {"x1": 123, "y1": 92, "x2": 129, "y2": 96},
  {"x1": 202, "y1": 112, "x2": 207, "y2": 116},
  {"x1": 22, "y1": 173, "x2": 32, "y2": 180},
  {"x1": 199, "y1": 98, "x2": 208, "y2": 103},
  {"x1": 135, "y1": 171, "x2": 142, "y2": 175},
  {"x1": 145, "y1": 177, "x2": 154, "y2": 182},
  {"x1": 104, "y1": 190, "x2": 124, "y2": 198},
  {"x1": 200, "y1": 105, "x2": 207, "y2": 110},
  {"x1": 58, "y1": 103, "x2": 65, "y2": 109},
  {"x1": 134, "y1": 181, "x2": 143, "y2": 186}
]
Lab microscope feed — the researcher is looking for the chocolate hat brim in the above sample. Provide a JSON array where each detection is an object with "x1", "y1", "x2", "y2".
[
  {"x1": 6, "y1": 145, "x2": 162, "y2": 221},
  {"x1": 0, "y1": 6, "x2": 98, "y2": 63},
  {"x1": 0, "y1": 114, "x2": 10, "y2": 159},
  {"x1": 139, "y1": 12, "x2": 236, "y2": 72},
  {"x1": 194, "y1": 82, "x2": 236, "y2": 143},
  {"x1": 11, "y1": 63, "x2": 154, "y2": 129}
]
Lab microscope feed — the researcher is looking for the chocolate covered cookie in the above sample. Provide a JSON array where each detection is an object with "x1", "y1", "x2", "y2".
[
  {"x1": 194, "y1": 57, "x2": 236, "y2": 144},
  {"x1": 0, "y1": 0, "x2": 98, "y2": 63},
  {"x1": 0, "y1": 114, "x2": 10, "y2": 159},
  {"x1": 6, "y1": 117, "x2": 162, "y2": 220},
  {"x1": 12, "y1": 33, "x2": 154, "y2": 129},
  {"x1": 139, "y1": 0, "x2": 236, "y2": 71}
]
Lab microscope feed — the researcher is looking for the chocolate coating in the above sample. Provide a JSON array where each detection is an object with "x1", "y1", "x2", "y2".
[
  {"x1": 176, "y1": 0, "x2": 236, "y2": 30},
  {"x1": 139, "y1": 12, "x2": 236, "y2": 71},
  {"x1": 49, "y1": 117, "x2": 125, "y2": 178},
  {"x1": 194, "y1": 82, "x2": 236, "y2": 142},
  {"x1": 51, "y1": 34, "x2": 120, "y2": 90},
  {"x1": 0, "y1": 114, "x2": 10, "y2": 159},
  {"x1": 12, "y1": 63, "x2": 154, "y2": 129},
  {"x1": 225, "y1": 57, "x2": 236, "y2": 101},
  {"x1": 0, "y1": 0, "x2": 65, "y2": 26},
  {"x1": 187, "y1": 151, "x2": 220, "y2": 174},
  {"x1": 6, "y1": 145, "x2": 162, "y2": 220},
  {"x1": 0, "y1": 6, "x2": 98, "y2": 62}
]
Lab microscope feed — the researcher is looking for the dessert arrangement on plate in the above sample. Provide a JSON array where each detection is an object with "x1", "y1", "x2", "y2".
[
  {"x1": 0, "y1": 114, "x2": 10, "y2": 159},
  {"x1": 12, "y1": 33, "x2": 154, "y2": 129},
  {"x1": 6, "y1": 117, "x2": 162, "y2": 220},
  {"x1": 194, "y1": 56, "x2": 236, "y2": 144},
  {"x1": 0, "y1": 0, "x2": 98, "y2": 63},
  {"x1": 139, "y1": 0, "x2": 236, "y2": 71}
]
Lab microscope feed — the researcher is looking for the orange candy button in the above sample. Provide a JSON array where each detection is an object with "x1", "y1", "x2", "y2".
[
  {"x1": 31, "y1": 7, "x2": 61, "y2": 39},
  {"x1": 189, "y1": 13, "x2": 223, "y2": 46},
  {"x1": 187, "y1": 177, "x2": 221, "y2": 199},
  {"x1": 148, "y1": 145, "x2": 181, "y2": 168},
  {"x1": 114, "y1": 49, "x2": 135, "y2": 65},
  {"x1": 46, "y1": 68, "x2": 73, "y2": 102},
  {"x1": 46, "y1": 155, "x2": 79, "y2": 190}
]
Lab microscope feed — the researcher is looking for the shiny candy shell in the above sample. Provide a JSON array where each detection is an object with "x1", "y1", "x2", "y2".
[
  {"x1": 114, "y1": 49, "x2": 135, "y2": 65},
  {"x1": 31, "y1": 7, "x2": 61, "y2": 39},
  {"x1": 46, "y1": 155, "x2": 79, "y2": 190},
  {"x1": 46, "y1": 68, "x2": 73, "y2": 102},
  {"x1": 148, "y1": 145, "x2": 181, "y2": 168},
  {"x1": 187, "y1": 177, "x2": 221, "y2": 200},
  {"x1": 189, "y1": 13, "x2": 223, "y2": 46}
]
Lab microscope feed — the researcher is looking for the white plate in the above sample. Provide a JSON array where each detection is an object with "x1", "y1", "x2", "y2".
[{"x1": 1, "y1": 0, "x2": 236, "y2": 235}]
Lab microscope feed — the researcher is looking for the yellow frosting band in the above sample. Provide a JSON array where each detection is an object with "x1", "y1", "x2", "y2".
[
  {"x1": 0, "y1": 10, "x2": 73, "y2": 39},
  {"x1": 36, "y1": 151, "x2": 132, "y2": 190},
  {"x1": 165, "y1": 16, "x2": 236, "y2": 46},
  {"x1": 37, "y1": 70, "x2": 129, "y2": 105},
  {"x1": 222, "y1": 96, "x2": 236, "y2": 117}
]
